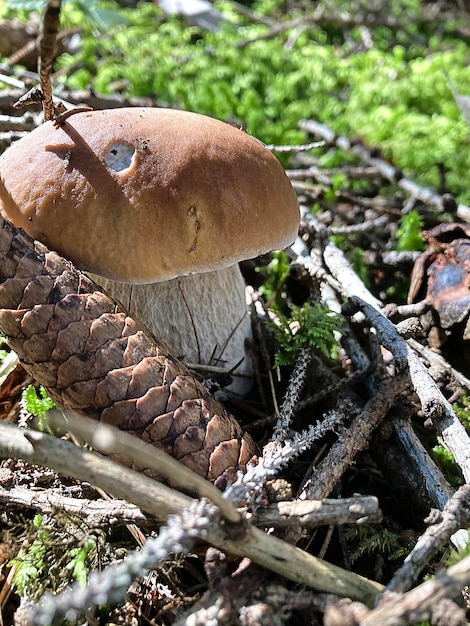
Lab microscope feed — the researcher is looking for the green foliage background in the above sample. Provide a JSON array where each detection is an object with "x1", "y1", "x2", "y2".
[{"x1": 2, "y1": 0, "x2": 470, "y2": 200}]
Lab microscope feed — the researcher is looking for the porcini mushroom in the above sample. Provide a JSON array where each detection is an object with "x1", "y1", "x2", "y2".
[{"x1": 0, "y1": 107, "x2": 299, "y2": 393}]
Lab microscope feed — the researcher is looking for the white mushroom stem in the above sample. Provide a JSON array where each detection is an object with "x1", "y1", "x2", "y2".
[{"x1": 91, "y1": 264, "x2": 253, "y2": 395}]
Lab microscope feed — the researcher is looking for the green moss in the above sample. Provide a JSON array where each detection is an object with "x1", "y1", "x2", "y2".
[
  {"x1": 270, "y1": 302, "x2": 341, "y2": 367},
  {"x1": 431, "y1": 445, "x2": 463, "y2": 488},
  {"x1": 395, "y1": 211, "x2": 425, "y2": 252},
  {"x1": 453, "y1": 393, "x2": 470, "y2": 432},
  {"x1": 22, "y1": 384, "x2": 55, "y2": 418}
]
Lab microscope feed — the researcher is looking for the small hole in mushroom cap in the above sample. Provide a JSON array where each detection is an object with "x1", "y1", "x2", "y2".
[{"x1": 105, "y1": 142, "x2": 135, "y2": 172}]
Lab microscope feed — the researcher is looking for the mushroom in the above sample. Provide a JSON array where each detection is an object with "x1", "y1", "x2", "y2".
[{"x1": 0, "y1": 107, "x2": 299, "y2": 393}]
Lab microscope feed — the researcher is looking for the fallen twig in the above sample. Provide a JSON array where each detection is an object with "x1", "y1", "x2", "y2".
[
  {"x1": 343, "y1": 553, "x2": 470, "y2": 626},
  {"x1": 408, "y1": 337, "x2": 470, "y2": 395},
  {"x1": 18, "y1": 498, "x2": 219, "y2": 626},
  {"x1": 0, "y1": 482, "x2": 381, "y2": 529},
  {"x1": 235, "y1": 4, "x2": 464, "y2": 49},
  {"x1": 300, "y1": 118, "x2": 470, "y2": 223},
  {"x1": 302, "y1": 372, "x2": 404, "y2": 500},
  {"x1": 385, "y1": 484, "x2": 470, "y2": 594},
  {"x1": 253, "y1": 495, "x2": 382, "y2": 527},
  {"x1": 324, "y1": 241, "x2": 470, "y2": 483},
  {"x1": 272, "y1": 346, "x2": 313, "y2": 442},
  {"x1": 0, "y1": 484, "x2": 148, "y2": 527}
]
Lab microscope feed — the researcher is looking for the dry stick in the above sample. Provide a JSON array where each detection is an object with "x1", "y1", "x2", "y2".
[
  {"x1": 0, "y1": 482, "x2": 381, "y2": 529},
  {"x1": 0, "y1": 485, "x2": 148, "y2": 526},
  {"x1": 322, "y1": 242, "x2": 469, "y2": 552},
  {"x1": 385, "y1": 484, "x2": 470, "y2": 594},
  {"x1": 293, "y1": 230, "x2": 448, "y2": 508},
  {"x1": 22, "y1": 498, "x2": 220, "y2": 626},
  {"x1": 0, "y1": 422, "x2": 193, "y2": 523},
  {"x1": 37, "y1": 0, "x2": 61, "y2": 121},
  {"x1": 298, "y1": 246, "x2": 446, "y2": 505},
  {"x1": 357, "y1": 554, "x2": 470, "y2": 626},
  {"x1": 225, "y1": 409, "x2": 345, "y2": 508},
  {"x1": 234, "y1": 4, "x2": 460, "y2": 49},
  {"x1": 390, "y1": 416, "x2": 453, "y2": 513},
  {"x1": 272, "y1": 346, "x2": 313, "y2": 442},
  {"x1": 408, "y1": 337, "x2": 470, "y2": 394},
  {"x1": 1, "y1": 87, "x2": 155, "y2": 117},
  {"x1": 299, "y1": 118, "x2": 470, "y2": 224},
  {"x1": 254, "y1": 495, "x2": 382, "y2": 528},
  {"x1": 323, "y1": 241, "x2": 470, "y2": 483},
  {"x1": 267, "y1": 139, "x2": 325, "y2": 152},
  {"x1": 0, "y1": 422, "x2": 383, "y2": 606},
  {"x1": 302, "y1": 372, "x2": 403, "y2": 500}
]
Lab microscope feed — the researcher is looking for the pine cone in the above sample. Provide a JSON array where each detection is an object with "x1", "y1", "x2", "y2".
[{"x1": 0, "y1": 217, "x2": 257, "y2": 482}]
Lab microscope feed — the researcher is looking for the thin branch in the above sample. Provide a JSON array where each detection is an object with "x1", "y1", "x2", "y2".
[
  {"x1": 358, "y1": 554, "x2": 470, "y2": 626},
  {"x1": 253, "y1": 495, "x2": 382, "y2": 528},
  {"x1": 0, "y1": 484, "x2": 147, "y2": 526},
  {"x1": 19, "y1": 499, "x2": 219, "y2": 626},
  {"x1": 408, "y1": 337, "x2": 470, "y2": 394},
  {"x1": 37, "y1": 0, "x2": 61, "y2": 121},
  {"x1": 235, "y1": 5, "x2": 466, "y2": 49},
  {"x1": 267, "y1": 139, "x2": 325, "y2": 153},
  {"x1": 302, "y1": 373, "x2": 403, "y2": 500},
  {"x1": 385, "y1": 484, "x2": 470, "y2": 594},
  {"x1": 272, "y1": 346, "x2": 313, "y2": 442},
  {"x1": 299, "y1": 118, "x2": 470, "y2": 224},
  {"x1": 0, "y1": 482, "x2": 381, "y2": 529},
  {"x1": 0, "y1": 422, "x2": 194, "y2": 522},
  {"x1": 225, "y1": 410, "x2": 345, "y2": 506},
  {"x1": 324, "y1": 241, "x2": 470, "y2": 483}
]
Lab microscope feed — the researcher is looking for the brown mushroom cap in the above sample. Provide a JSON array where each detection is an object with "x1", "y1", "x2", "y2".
[{"x1": 0, "y1": 107, "x2": 299, "y2": 283}]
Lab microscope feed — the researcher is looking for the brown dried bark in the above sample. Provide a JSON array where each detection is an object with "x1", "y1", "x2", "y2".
[{"x1": 0, "y1": 216, "x2": 257, "y2": 482}]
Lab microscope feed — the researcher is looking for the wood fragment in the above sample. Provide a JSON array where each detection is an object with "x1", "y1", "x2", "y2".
[
  {"x1": 408, "y1": 337, "x2": 470, "y2": 394},
  {"x1": 0, "y1": 483, "x2": 380, "y2": 529},
  {"x1": 312, "y1": 240, "x2": 457, "y2": 516},
  {"x1": 0, "y1": 484, "x2": 148, "y2": 526},
  {"x1": 272, "y1": 346, "x2": 313, "y2": 442},
  {"x1": 12, "y1": 86, "x2": 44, "y2": 109},
  {"x1": 253, "y1": 495, "x2": 382, "y2": 527},
  {"x1": 385, "y1": 416, "x2": 454, "y2": 513},
  {"x1": 358, "y1": 554, "x2": 470, "y2": 626},
  {"x1": 324, "y1": 241, "x2": 470, "y2": 483}
]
